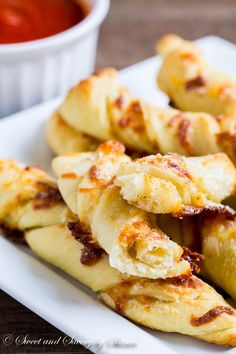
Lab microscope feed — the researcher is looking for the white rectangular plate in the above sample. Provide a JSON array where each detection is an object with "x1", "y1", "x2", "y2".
[{"x1": 1, "y1": 36, "x2": 236, "y2": 354}]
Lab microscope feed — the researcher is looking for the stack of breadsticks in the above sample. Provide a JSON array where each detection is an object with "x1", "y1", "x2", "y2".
[
  {"x1": 2, "y1": 34, "x2": 236, "y2": 348},
  {"x1": 1, "y1": 139, "x2": 236, "y2": 346}
]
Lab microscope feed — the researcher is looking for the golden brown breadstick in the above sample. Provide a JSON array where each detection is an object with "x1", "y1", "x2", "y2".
[
  {"x1": 46, "y1": 68, "x2": 236, "y2": 164},
  {"x1": 201, "y1": 214, "x2": 236, "y2": 301},
  {"x1": 26, "y1": 224, "x2": 236, "y2": 346},
  {"x1": 116, "y1": 152, "x2": 236, "y2": 214},
  {"x1": 156, "y1": 213, "x2": 236, "y2": 302},
  {"x1": 52, "y1": 141, "x2": 190, "y2": 279},
  {"x1": 0, "y1": 160, "x2": 73, "y2": 230},
  {"x1": 157, "y1": 34, "x2": 236, "y2": 116}
]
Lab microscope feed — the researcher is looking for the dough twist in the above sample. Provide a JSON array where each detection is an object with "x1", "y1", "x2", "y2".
[
  {"x1": 0, "y1": 158, "x2": 236, "y2": 346},
  {"x1": 0, "y1": 160, "x2": 73, "y2": 230},
  {"x1": 157, "y1": 34, "x2": 236, "y2": 116},
  {"x1": 156, "y1": 213, "x2": 236, "y2": 302},
  {"x1": 26, "y1": 224, "x2": 236, "y2": 346},
  {"x1": 46, "y1": 68, "x2": 236, "y2": 164},
  {"x1": 201, "y1": 214, "x2": 236, "y2": 301},
  {"x1": 52, "y1": 141, "x2": 190, "y2": 279},
  {"x1": 116, "y1": 152, "x2": 236, "y2": 215}
]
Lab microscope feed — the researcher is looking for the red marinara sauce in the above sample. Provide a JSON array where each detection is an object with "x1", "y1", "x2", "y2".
[{"x1": 0, "y1": 0, "x2": 89, "y2": 44}]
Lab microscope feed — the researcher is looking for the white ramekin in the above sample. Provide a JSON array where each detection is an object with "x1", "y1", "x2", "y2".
[{"x1": 0, "y1": 0, "x2": 110, "y2": 118}]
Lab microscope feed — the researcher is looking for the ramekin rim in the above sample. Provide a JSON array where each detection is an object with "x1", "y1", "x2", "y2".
[{"x1": 0, "y1": 0, "x2": 110, "y2": 54}]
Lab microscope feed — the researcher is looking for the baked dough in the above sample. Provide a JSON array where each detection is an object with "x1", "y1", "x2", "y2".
[
  {"x1": 47, "y1": 68, "x2": 236, "y2": 164},
  {"x1": 116, "y1": 152, "x2": 236, "y2": 214},
  {"x1": 46, "y1": 111, "x2": 100, "y2": 156},
  {"x1": 0, "y1": 158, "x2": 236, "y2": 346},
  {"x1": 157, "y1": 213, "x2": 236, "y2": 302},
  {"x1": 25, "y1": 224, "x2": 236, "y2": 346},
  {"x1": 52, "y1": 141, "x2": 190, "y2": 279},
  {"x1": 157, "y1": 34, "x2": 236, "y2": 116},
  {"x1": 201, "y1": 214, "x2": 236, "y2": 301},
  {"x1": 0, "y1": 160, "x2": 73, "y2": 229},
  {"x1": 59, "y1": 68, "x2": 156, "y2": 152}
]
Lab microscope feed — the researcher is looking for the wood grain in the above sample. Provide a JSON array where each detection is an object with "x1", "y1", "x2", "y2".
[
  {"x1": 1, "y1": 0, "x2": 236, "y2": 352},
  {"x1": 96, "y1": 0, "x2": 236, "y2": 70}
]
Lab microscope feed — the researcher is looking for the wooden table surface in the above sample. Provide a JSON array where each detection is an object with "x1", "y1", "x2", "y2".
[{"x1": 1, "y1": 0, "x2": 236, "y2": 353}]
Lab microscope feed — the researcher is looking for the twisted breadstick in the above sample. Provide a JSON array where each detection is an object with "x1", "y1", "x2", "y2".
[
  {"x1": 46, "y1": 68, "x2": 236, "y2": 164},
  {"x1": 156, "y1": 213, "x2": 236, "y2": 302},
  {"x1": 157, "y1": 34, "x2": 236, "y2": 116},
  {"x1": 0, "y1": 158, "x2": 236, "y2": 346},
  {"x1": 0, "y1": 160, "x2": 73, "y2": 230},
  {"x1": 201, "y1": 214, "x2": 236, "y2": 301},
  {"x1": 26, "y1": 224, "x2": 236, "y2": 346},
  {"x1": 116, "y1": 152, "x2": 236, "y2": 215},
  {"x1": 52, "y1": 141, "x2": 190, "y2": 279},
  {"x1": 114, "y1": 150, "x2": 236, "y2": 301}
]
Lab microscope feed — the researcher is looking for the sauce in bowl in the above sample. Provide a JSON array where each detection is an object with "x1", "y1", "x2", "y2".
[{"x1": 0, "y1": 0, "x2": 89, "y2": 44}]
